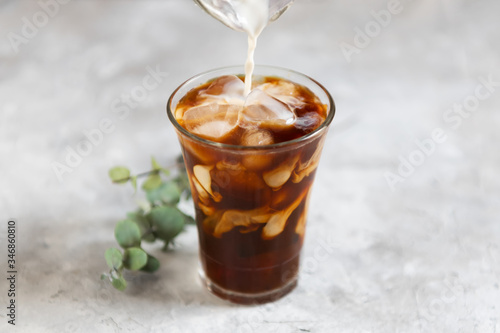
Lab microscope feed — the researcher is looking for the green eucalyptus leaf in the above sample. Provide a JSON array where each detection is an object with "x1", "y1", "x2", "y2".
[
  {"x1": 105, "y1": 248, "x2": 123, "y2": 270},
  {"x1": 109, "y1": 166, "x2": 131, "y2": 183},
  {"x1": 147, "y1": 206, "x2": 185, "y2": 241},
  {"x1": 137, "y1": 200, "x2": 151, "y2": 213},
  {"x1": 111, "y1": 275, "x2": 127, "y2": 291},
  {"x1": 123, "y1": 247, "x2": 148, "y2": 271},
  {"x1": 151, "y1": 156, "x2": 161, "y2": 170},
  {"x1": 159, "y1": 182, "x2": 181, "y2": 204},
  {"x1": 141, "y1": 255, "x2": 160, "y2": 273},
  {"x1": 103, "y1": 155, "x2": 197, "y2": 289},
  {"x1": 114, "y1": 219, "x2": 141, "y2": 248},
  {"x1": 146, "y1": 182, "x2": 180, "y2": 204},
  {"x1": 131, "y1": 176, "x2": 137, "y2": 192},
  {"x1": 126, "y1": 211, "x2": 151, "y2": 236},
  {"x1": 145, "y1": 185, "x2": 162, "y2": 204},
  {"x1": 142, "y1": 174, "x2": 162, "y2": 191},
  {"x1": 127, "y1": 211, "x2": 156, "y2": 242}
]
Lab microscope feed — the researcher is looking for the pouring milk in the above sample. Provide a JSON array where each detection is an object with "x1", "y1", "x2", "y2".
[{"x1": 193, "y1": 0, "x2": 294, "y2": 95}]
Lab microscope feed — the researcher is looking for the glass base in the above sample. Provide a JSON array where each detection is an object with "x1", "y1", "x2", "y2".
[{"x1": 199, "y1": 268, "x2": 298, "y2": 305}]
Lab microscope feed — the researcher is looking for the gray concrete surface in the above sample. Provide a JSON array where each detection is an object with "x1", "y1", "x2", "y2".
[{"x1": 1, "y1": 0, "x2": 499, "y2": 332}]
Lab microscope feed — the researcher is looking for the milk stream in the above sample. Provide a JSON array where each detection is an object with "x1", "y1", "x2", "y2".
[
  {"x1": 229, "y1": 0, "x2": 270, "y2": 96},
  {"x1": 244, "y1": 35, "x2": 258, "y2": 96}
]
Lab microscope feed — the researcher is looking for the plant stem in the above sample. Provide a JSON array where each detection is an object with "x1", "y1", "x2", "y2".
[{"x1": 113, "y1": 162, "x2": 185, "y2": 184}]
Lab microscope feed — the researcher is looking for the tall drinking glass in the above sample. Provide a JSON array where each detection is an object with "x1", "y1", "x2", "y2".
[{"x1": 167, "y1": 66, "x2": 335, "y2": 304}]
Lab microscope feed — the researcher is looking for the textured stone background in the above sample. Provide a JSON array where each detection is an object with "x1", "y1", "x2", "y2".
[{"x1": 1, "y1": 0, "x2": 499, "y2": 332}]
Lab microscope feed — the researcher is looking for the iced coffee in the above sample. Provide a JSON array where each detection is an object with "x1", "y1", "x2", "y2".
[{"x1": 167, "y1": 66, "x2": 334, "y2": 304}]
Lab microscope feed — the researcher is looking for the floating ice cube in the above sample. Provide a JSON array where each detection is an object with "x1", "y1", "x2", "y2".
[
  {"x1": 182, "y1": 103, "x2": 240, "y2": 124},
  {"x1": 182, "y1": 103, "x2": 240, "y2": 141},
  {"x1": 240, "y1": 129, "x2": 274, "y2": 146},
  {"x1": 256, "y1": 81, "x2": 305, "y2": 110},
  {"x1": 242, "y1": 89, "x2": 296, "y2": 124},
  {"x1": 191, "y1": 120, "x2": 237, "y2": 141},
  {"x1": 201, "y1": 75, "x2": 246, "y2": 104},
  {"x1": 294, "y1": 113, "x2": 323, "y2": 131}
]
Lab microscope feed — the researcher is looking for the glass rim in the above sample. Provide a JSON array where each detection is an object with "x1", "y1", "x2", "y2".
[{"x1": 167, "y1": 65, "x2": 335, "y2": 151}]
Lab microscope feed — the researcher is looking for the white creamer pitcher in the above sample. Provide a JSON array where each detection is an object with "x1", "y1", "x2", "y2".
[{"x1": 193, "y1": 0, "x2": 294, "y2": 36}]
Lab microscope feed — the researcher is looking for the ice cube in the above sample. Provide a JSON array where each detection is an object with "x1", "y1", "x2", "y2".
[
  {"x1": 261, "y1": 211, "x2": 288, "y2": 239},
  {"x1": 242, "y1": 153, "x2": 273, "y2": 170},
  {"x1": 240, "y1": 129, "x2": 274, "y2": 146},
  {"x1": 239, "y1": 130, "x2": 275, "y2": 169},
  {"x1": 174, "y1": 77, "x2": 243, "y2": 121},
  {"x1": 295, "y1": 190, "x2": 311, "y2": 237},
  {"x1": 294, "y1": 113, "x2": 323, "y2": 131},
  {"x1": 262, "y1": 155, "x2": 299, "y2": 189},
  {"x1": 242, "y1": 89, "x2": 296, "y2": 125},
  {"x1": 201, "y1": 75, "x2": 246, "y2": 105},
  {"x1": 191, "y1": 120, "x2": 237, "y2": 141},
  {"x1": 292, "y1": 138, "x2": 325, "y2": 183},
  {"x1": 183, "y1": 103, "x2": 240, "y2": 141},
  {"x1": 263, "y1": 168, "x2": 293, "y2": 189},
  {"x1": 182, "y1": 139, "x2": 216, "y2": 164},
  {"x1": 262, "y1": 189, "x2": 307, "y2": 239},
  {"x1": 193, "y1": 164, "x2": 222, "y2": 202},
  {"x1": 213, "y1": 207, "x2": 271, "y2": 238},
  {"x1": 199, "y1": 202, "x2": 216, "y2": 216},
  {"x1": 256, "y1": 81, "x2": 306, "y2": 110},
  {"x1": 193, "y1": 177, "x2": 209, "y2": 200},
  {"x1": 182, "y1": 103, "x2": 240, "y2": 125},
  {"x1": 292, "y1": 164, "x2": 316, "y2": 183}
]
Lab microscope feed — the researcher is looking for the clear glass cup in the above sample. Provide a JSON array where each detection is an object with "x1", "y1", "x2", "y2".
[{"x1": 167, "y1": 66, "x2": 335, "y2": 304}]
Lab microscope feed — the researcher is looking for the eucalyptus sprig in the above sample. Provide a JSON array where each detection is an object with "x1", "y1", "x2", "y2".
[{"x1": 101, "y1": 155, "x2": 194, "y2": 291}]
